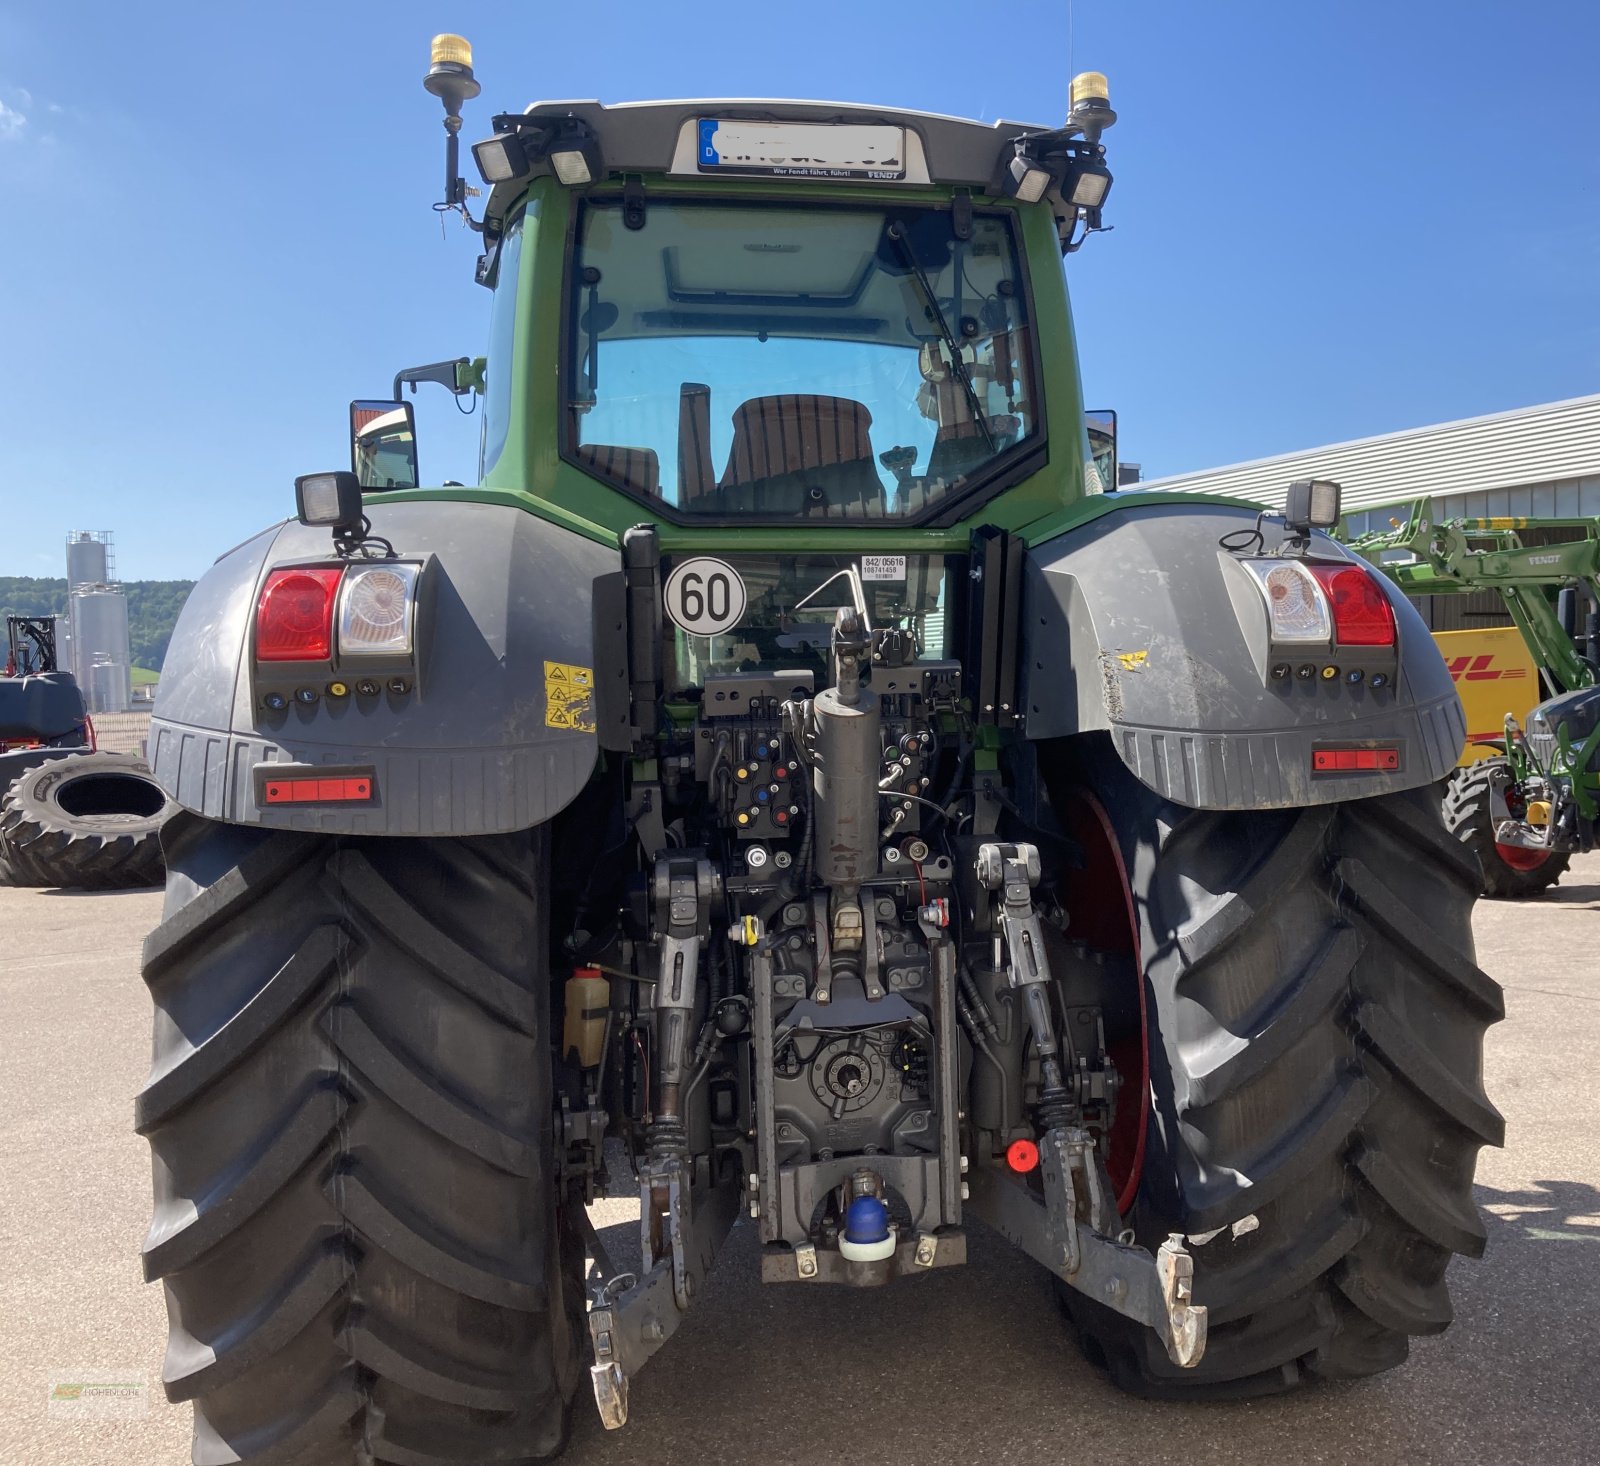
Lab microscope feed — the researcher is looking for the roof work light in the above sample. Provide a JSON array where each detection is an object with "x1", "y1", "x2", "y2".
[
  {"x1": 548, "y1": 126, "x2": 604, "y2": 187},
  {"x1": 1002, "y1": 143, "x2": 1055, "y2": 203},
  {"x1": 473, "y1": 118, "x2": 605, "y2": 189},
  {"x1": 472, "y1": 133, "x2": 528, "y2": 185},
  {"x1": 1066, "y1": 160, "x2": 1113, "y2": 208}
]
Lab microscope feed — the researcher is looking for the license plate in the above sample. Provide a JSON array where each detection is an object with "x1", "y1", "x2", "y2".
[{"x1": 696, "y1": 119, "x2": 907, "y2": 181}]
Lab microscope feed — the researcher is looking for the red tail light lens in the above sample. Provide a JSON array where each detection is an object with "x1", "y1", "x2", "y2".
[
  {"x1": 256, "y1": 567, "x2": 344, "y2": 661},
  {"x1": 1309, "y1": 565, "x2": 1396, "y2": 647}
]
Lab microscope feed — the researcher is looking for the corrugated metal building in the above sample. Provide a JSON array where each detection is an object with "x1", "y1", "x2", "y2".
[{"x1": 1138, "y1": 394, "x2": 1600, "y2": 631}]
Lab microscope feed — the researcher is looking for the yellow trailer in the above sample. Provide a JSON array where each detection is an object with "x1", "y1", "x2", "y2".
[{"x1": 1431, "y1": 626, "x2": 1541, "y2": 765}]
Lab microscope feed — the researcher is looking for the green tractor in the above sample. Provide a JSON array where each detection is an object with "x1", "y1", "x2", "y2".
[{"x1": 137, "y1": 38, "x2": 1503, "y2": 1463}]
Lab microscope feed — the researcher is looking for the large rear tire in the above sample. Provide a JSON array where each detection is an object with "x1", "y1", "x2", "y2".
[
  {"x1": 1046, "y1": 740, "x2": 1504, "y2": 1398},
  {"x1": 0, "y1": 751, "x2": 175, "y2": 888},
  {"x1": 1442, "y1": 758, "x2": 1569, "y2": 898},
  {"x1": 137, "y1": 819, "x2": 583, "y2": 1464}
]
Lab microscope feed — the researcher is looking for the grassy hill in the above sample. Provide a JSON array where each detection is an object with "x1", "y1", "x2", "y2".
[{"x1": 0, "y1": 577, "x2": 195, "y2": 673}]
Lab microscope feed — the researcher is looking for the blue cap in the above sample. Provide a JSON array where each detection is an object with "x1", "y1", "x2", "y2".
[{"x1": 844, "y1": 1195, "x2": 890, "y2": 1245}]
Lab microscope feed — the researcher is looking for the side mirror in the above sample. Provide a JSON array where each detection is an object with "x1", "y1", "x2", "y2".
[
  {"x1": 1084, "y1": 408, "x2": 1117, "y2": 493},
  {"x1": 350, "y1": 400, "x2": 420, "y2": 490}
]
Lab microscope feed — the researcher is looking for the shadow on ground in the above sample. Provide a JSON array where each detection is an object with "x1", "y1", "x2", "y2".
[
  {"x1": 565, "y1": 1178, "x2": 1600, "y2": 1466},
  {"x1": 1515, "y1": 880, "x2": 1600, "y2": 909},
  {"x1": 35, "y1": 885, "x2": 162, "y2": 899}
]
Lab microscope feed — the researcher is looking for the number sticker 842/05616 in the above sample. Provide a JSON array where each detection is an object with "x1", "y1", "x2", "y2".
[{"x1": 663, "y1": 557, "x2": 748, "y2": 637}]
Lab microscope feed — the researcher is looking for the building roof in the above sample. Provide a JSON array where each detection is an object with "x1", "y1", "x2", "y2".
[{"x1": 1137, "y1": 393, "x2": 1600, "y2": 513}]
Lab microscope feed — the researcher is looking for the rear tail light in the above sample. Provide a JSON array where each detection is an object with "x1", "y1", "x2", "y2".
[
  {"x1": 1240, "y1": 559, "x2": 1332, "y2": 643},
  {"x1": 1309, "y1": 564, "x2": 1396, "y2": 646},
  {"x1": 256, "y1": 567, "x2": 344, "y2": 661},
  {"x1": 337, "y1": 563, "x2": 420, "y2": 656}
]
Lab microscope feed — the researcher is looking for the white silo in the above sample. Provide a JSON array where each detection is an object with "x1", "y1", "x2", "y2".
[
  {"x1": 88, "y1": 659, "x2": 132, "y2": 715},
  {"x1": 66, "y1": 531, "x2": 112, "y2": 591},
  {"x1": 71, "y1": 587, "x2": 132, "y2": 713},
  {"x1": 63, "y1": 530, "x2": 131, "y2": 711}
]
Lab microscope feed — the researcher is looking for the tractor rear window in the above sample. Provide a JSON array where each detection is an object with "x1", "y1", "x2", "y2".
[{"x1": 566, "y1": 198, "x2": 1038, "y2": 520}]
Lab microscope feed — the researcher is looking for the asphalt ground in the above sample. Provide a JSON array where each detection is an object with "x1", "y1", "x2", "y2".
[{"x1": 2, "y1": 856, "x2": 1597, "y2": 1466}]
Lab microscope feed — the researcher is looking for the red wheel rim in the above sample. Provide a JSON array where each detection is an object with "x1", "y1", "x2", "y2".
[
  {"x1": 1494, "y1": 841, "x2": 1552, "y2": 872},
  {"x1": 1055, "y1": 787, "x2": 1149, "y2": 1216}
]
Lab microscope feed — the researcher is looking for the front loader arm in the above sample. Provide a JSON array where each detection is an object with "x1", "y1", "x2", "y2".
[{"x1": 1344, "y1": 496, "x2": 1600, "y2": 695}]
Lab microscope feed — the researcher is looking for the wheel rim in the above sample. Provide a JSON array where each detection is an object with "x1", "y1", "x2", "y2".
[
  {"x1": 1494, "y1": 840, "x2": 1552, "y2": 872},
  {"x1": 1055, "y1": 787, "x2": 1149, "y2": 1216}
]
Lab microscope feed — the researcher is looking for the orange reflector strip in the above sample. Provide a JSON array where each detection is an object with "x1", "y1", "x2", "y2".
[
  {"x1": 1006, "y1": 1138, "x2": 1040, "y2": 1173},
  {"x1": 1311, "y1": 746, "x2": 1400, "y2": 773},
  {"x1": 263, "y1": 776, "x2": 373, "y2": 804}
]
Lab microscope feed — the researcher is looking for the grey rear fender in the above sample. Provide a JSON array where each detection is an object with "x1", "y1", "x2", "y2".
[
  {"x1": 150, "y1": 501, "x2": 621, "y2": 835},
  {"x1": 1021, "y1": 501, "x2": 1465, "y2": 809}
]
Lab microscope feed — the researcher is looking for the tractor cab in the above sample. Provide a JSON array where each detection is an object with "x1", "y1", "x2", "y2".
[{"x1": 357, "y1": 70, "x2": 1119, "y2": 547}]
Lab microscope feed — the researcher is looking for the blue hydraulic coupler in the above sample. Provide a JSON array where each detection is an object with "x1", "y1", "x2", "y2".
[{"x1": 840, "y1": 1196, "x2": 895, "y2": 1262}]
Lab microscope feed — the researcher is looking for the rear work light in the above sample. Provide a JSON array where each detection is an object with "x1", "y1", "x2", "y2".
[
  {"x1": 1309, "y1": 564, "x2": 1397, "y2": 647},
  {"x1": 256, "y1": 567, "x2": 344, "y2": 662}
]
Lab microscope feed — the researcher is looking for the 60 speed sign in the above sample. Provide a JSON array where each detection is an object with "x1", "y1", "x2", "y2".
[{"x1": 663, "y1": 557, "x2": 747, "y2": 637}]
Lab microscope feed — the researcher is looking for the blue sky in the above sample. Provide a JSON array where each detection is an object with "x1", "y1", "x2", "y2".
[{"x1": 1, "y1": 1, "x2": 1596, "y2": 580}]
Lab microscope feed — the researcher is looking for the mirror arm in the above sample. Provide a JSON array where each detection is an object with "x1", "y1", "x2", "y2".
[{"x1": 393, "y1": 358, "x2": 474, "y2": 401}]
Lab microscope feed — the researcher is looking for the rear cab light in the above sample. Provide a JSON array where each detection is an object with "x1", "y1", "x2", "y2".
[
  {"x1": 252, "y1": 557, "x2": 431, "y2": 718},
  {"x1": 1224, "y1": 550, "x2": 1400, "y2": 689},
  {"x1": 1308, "y1": 563, "x2": 1396, "y2": 647},
  {"x1": 256, "y1": 567, "x2": 344, "y2": 661},
  {"x1": 1239, "y1": 559, "x2": 1332, "y2": 643},
  {"x1": 337, "y1": 563, "x2": 421, "y2": 657}
]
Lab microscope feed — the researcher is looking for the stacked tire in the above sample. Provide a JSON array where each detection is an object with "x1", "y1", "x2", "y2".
[{"x1": 0, "y1": 752, "x2": 177, "y2": 889}]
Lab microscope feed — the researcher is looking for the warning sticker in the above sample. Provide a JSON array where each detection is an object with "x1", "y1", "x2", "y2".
[
  {"x1": 860, "y1": 554, "x2": 906, "y2": 582},
  {"x1": 544, "y1": 660, "x2": 596, "y2": 732}
]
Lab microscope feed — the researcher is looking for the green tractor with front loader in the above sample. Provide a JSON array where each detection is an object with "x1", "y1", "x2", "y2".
[
  {"x1": 136, "y1": 38, "x2": 1503, "y2": 1463},
  {"x1": 1344, "y1": 498, "x2": 1600, "y2": 895}
]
